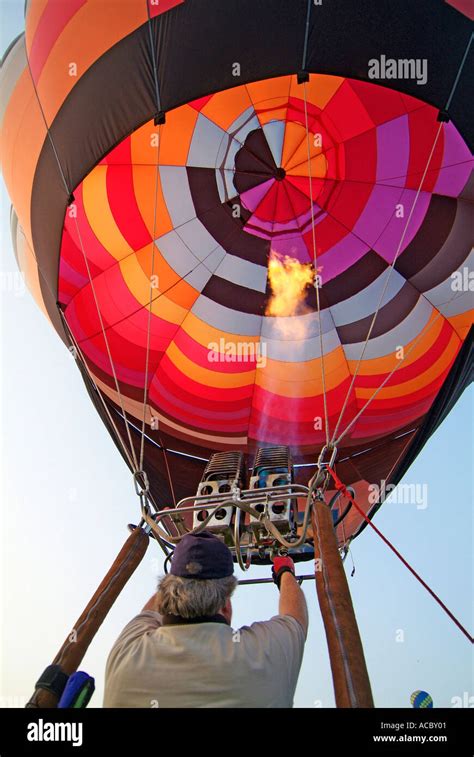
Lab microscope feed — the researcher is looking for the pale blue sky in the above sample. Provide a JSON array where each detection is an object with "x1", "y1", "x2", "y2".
[{"x1": 0, "y1": 0, "x2": 472, "y2": 709}]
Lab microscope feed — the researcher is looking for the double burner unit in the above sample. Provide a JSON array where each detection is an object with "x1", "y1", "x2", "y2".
[
  {"x1": 142, "y1": 445, "x2": 352, "y2": 567},
  {"x1": 193, "y1": 446, "x2": 296, "y2": 538}
]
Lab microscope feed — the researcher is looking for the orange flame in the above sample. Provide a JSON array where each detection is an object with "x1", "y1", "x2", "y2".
[
  {"x1": 265, "y1": 254, "x2": 315, "y2": 342},
  {"x1": 266, "y1": 254, "x2": 314, "y2": 318}
]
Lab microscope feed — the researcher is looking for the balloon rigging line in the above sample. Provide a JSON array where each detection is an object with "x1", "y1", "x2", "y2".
[
  {"x1": 146, "y1": 0, "x2": 164, "y2": 119},
  {"x1": 334, "y1": 308, "x2": 442, "y2": 445},
  {"x1": 139, "y1": 135, "x2": 161, "y2": 474},
  {"x1": 445, "y1": 31, "x2": 473, "y2": 111},
  {"x1": 24, "y1": 53, "x2": 69, "y2": 204},
  {"x1": 301, "y1": 0, "x2": 313, "y2": 73},
  {"x1": 331, "y1": 31, "x2": 472, "y2": 445},
  {"x1": 302, "y1": 80, "x2": 330, "y2": 447},
  {"x1": 140, "y1": 8, "x2": 180, "y2": 512},
  {"x1": 72, "y1": 228, "x2": 235, "y2": 348},
  {"x1": 70, "y1": 215, "x2": 141, "y2": 472},
  {"x1": 140, "y1": 8, "x2": 190, "y2": 507},
  {"x1": 140, "y1": 1, "x2": 163, "y2": 476},
  {"x1": 158, "y1": 438, "x2": 178, "y2": 508},
  {"x1": 334, "y1": 268, "x2": 470, "y2": 446},
  {"x1": 331, "y1": 121, "x2": 444, "y2": 444},
  {"x1": 139, "y1": 145, "x2": 178, "y2": 505},
  {"x1": 26, "y1": 11, "x2": 187, "y2": 494},
  {"x1": 25, "y1": 48, "x2": 141, "y2": 475},
  {"x1": 328, "y1": 466, "x2": 473, "y2": 643},
  {"x1": 58, "y1": 308, "x2": 138, "y2": 475}
]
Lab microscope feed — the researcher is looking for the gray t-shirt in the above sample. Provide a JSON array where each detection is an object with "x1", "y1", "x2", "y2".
[{"x1": 103, "y1": 611, "x2": 306, "y2": 708}]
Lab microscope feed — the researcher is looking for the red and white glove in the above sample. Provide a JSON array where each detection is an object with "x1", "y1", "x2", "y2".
[{"x1": 272, "y1": 555, "x2": 295, "y2": 589}]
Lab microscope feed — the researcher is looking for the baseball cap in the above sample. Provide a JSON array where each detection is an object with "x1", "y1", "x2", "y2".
[{"x1": 169, "y1": 530, "x2": 234, "y2": 579}]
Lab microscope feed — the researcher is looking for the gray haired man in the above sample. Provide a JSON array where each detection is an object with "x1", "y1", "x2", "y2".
[{"x1": 103, "y1": 530, "x2": 308, "y2": 708}]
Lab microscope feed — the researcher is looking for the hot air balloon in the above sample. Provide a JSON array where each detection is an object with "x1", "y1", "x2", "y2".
[
  {"x1": 411, "y1": 690, "x2": 434, "y2": 708},
  {"x1": 1, "y1": 0, "x2": 472, "y2": 709}
]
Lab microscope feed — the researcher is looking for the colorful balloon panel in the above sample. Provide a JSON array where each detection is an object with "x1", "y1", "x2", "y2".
[
  {"x1": 1, "y1": 1, "x2": 472, "y2": 545},
  {"x1": 55, "y1": 75, "x2": 473, "y2": 455}
]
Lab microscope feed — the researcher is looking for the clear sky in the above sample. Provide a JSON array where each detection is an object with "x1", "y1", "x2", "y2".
[{"x1": 0, "y1": 0, "x2": 472, "y2": 710}]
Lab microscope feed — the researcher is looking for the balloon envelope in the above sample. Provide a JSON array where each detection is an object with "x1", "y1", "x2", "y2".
[{"x1": 1, "y1": 1, "x2": 472, "y2": 550}]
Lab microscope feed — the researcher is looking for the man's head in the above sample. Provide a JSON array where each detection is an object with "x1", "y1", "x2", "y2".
[{"x1": 156, "y1": 531, "x2": 237, "y2": 622}]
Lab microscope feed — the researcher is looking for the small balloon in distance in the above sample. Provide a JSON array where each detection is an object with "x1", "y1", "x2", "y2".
[{"x1": 410, "y1": 690, "x2": 433, "y2": 708}]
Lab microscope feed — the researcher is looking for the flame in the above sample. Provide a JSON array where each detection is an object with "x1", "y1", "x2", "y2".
[
  {"x1": 266, "y1": 253, "x2": 314, "y2": 315},
  {"x1": 265, "y1": 254, "x2": 315, "y2": 341},
  {"x1": 256, "y1": 254, "x2": 315, "y2": 443}
]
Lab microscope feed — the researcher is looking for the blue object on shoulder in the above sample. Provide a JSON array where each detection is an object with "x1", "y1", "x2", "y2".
[{"x1": 57, "y1": 671, "x2": 95, "y2": 708}]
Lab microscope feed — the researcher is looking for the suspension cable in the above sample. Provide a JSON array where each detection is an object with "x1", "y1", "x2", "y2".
[
  {"x1": 71, "y1": 214, "x2": 141, "y2": 472},
  {"x1": 140, "y1": 3, "x2": 166, "y2": 473},
  {"x1": 331, "y1": 121, "x2": 443, "y2": 443},
  {"x1": 333, "y1": 291, "x2": 463, "y2": 446},
  {"x1": 327, "y1": 466, "x2": 473, "y2": 643},
  {"x1": 139, "y1": 146, "x2": 160, "y2": 472},
  {"x1": 332, "y1": 30, "x2": 474, "y2": 445},
  {"x1": 302, "y1": 80, "x2": 330, "y2": 446},
  {"x1": 25, "y1": 44, "x2": 141, "y2": 475},
  {"x1": 58, "y1": 308, "x2": 137, "y2": 473},
  {"x1": 158, "y1": 433, "x2": 177, "y2": 508},
  {"x1": 301, "y1": 0, "x2": 312, "y2": 74}
]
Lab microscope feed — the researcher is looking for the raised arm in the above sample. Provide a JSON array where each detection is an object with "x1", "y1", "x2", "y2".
[{"x1": 273, "y1": 557, "x2": 309, "y2": 636}]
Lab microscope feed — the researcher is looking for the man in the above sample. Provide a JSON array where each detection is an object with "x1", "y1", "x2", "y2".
[{"x1": 103, "y1": 530, "x2": 308, "y2": 708}]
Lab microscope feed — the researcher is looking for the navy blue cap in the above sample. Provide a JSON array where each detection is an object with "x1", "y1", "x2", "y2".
[{"x1": 170, "y1": 530, "x2": 234, "y2": 579}]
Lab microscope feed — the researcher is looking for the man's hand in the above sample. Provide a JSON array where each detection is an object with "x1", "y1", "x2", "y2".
[
  {"x1": 272, "y1": 555, "x2": 308, "y2": 637},
  {"x1": 272, "y1": 555, "x2": 296, "y2": 589}
]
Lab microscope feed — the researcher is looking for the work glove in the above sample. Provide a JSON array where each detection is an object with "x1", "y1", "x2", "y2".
[{"x1": 272, "y1": 555, "x2": 296, "y2": 589}]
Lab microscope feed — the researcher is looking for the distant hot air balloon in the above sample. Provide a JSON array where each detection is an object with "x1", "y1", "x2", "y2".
[{"x1": 411, "y1": 690, "x2": 434, "y2": 708}]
